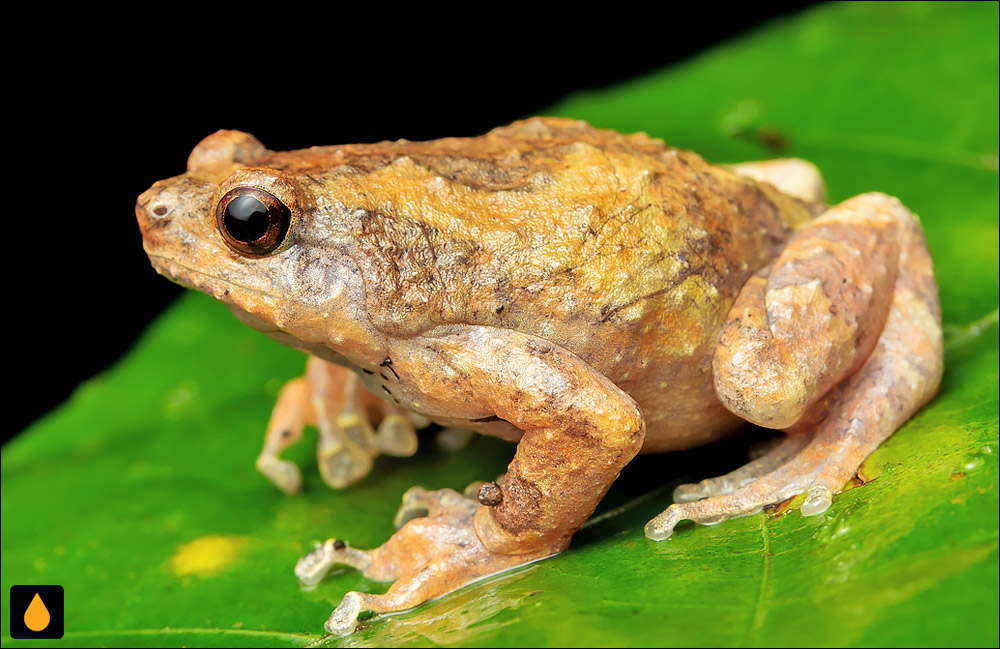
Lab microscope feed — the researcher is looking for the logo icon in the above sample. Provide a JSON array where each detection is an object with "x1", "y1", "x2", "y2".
[{"x1": 9, "y1": 585, "x2": 64, "y2": 639}]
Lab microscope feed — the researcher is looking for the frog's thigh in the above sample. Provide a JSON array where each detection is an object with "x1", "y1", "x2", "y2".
[
  {"x1": 647, "y1": 193, "x2": 942, "y2": 540},
  {"x1": 726, "y1": 158, "x2": 826, "y2": 203},
  {"x1": 714, "y1": 192, "x2": 910, "y2": 429}
]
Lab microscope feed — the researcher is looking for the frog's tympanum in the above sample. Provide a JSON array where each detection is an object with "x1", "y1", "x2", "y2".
[{"x1": 136, "y1": 118, "x2": 943, "y2": 635}]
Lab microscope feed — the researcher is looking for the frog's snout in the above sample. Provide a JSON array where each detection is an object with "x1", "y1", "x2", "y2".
[
  {"x1": 135, "y1": 176, "x2": 215, "y2": 255},
  {"x1": 135, "y1": 181, "x2": 176, "y2": 238}
]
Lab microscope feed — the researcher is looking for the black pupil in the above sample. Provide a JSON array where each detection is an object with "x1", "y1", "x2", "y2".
[{"x1": 224, "y1": 195, "x2": 271, "y2": 243}]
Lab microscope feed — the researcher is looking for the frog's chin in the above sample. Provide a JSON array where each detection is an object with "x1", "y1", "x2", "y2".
[
  {"x1": 225, "y1": 301, "x2": 356, "y2": 369},
  {"x1": 148, "y1": 254, "x2": 359, "y2": 370}
]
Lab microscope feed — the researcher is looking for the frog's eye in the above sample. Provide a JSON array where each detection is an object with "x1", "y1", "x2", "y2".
[{"x1": 216, "y1": 187, "x2": 292, "y2": 257}]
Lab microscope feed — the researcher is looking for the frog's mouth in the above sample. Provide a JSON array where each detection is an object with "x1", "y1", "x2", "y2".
[
  {"x1": 145, "y1": 253, "x2": 283, "y2": 305},
  {"x1": 145, "y1": 253, "x2": 290, "y2": 339}
]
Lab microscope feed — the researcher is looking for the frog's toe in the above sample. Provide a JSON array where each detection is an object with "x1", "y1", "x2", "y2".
[
  {"x1": 325, "y1": 591, "x2": 364, "y2": 635},
  {"x1": 376, "y1": 414, "x2": 418, "y2": 457},
  {"x1": 317, "y1": 437, "x2": 374, "y2": 489},
  {"x1": 671, "y1": 482, "x2": 710, "y2": 503},
  {"x1": 256, "y1": 455, "x2": 303, "y2": 495},
  {"x1": 647, "y1": 415, "x2": 895, "y2": 540},
  {"x1": 646, "y1": 434, "x2": 851, "y2": 540},
  {"x1": 671, "y1": 434, "x2": 810, "y2": 503},
  {"x1": 393, "y1": 486, "x2": 433, "y2": 529},
  {"x1": 393, "y1": 486, "x2": 477, "y2": 529},
  {"x1": 646, "y1": 476, "x2": 800, "y2": 541},
  {"x1": 295, "y1": 538, "x2": 372, "y2": 589},
  {"x1": 646, "y1": 463, "x2": 845, "y2": 540},
  {"x1": 801, "y1": 484, "x2": 834, "y2": 517}
]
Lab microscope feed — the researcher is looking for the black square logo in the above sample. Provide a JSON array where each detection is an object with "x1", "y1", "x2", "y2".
[{"x1": 9, "y1": 585, "x2": 64, "y2": 639}]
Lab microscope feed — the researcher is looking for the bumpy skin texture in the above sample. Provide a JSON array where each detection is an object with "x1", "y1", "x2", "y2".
[{"x1": 136, "y1": 118, "x2": 943, "y2": 635}]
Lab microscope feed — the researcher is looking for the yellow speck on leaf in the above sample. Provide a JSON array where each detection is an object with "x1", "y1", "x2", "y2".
[{"x1": 170, "y1": 534, "x2": 248, "y2": 578}]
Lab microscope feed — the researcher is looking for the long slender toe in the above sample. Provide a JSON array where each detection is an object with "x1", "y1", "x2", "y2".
[
  {"x1": 256, "y1": 456, "x2": 302, "y2": 495},
  {"x1": 295, "y1": 539, "x2": 372, "y2": 588},
  {"x1": 801, "y1": 484, "x2": 834, "y2": 517},
  {"x1": 325, "y1": 592, "x2": 364, "y2": 636},
  {"x1": 645, "y1": 505, "x2": 683, "y2": 541}
]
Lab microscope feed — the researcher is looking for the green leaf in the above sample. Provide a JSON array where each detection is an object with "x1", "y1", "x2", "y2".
[{"x1": 3, "y1": 2, "x2": 997, "y2": 646}]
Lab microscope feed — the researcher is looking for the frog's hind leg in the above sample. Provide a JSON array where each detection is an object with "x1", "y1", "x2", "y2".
[
  {"x1": 727, "y1": 158, "x2": 826, "y2": 204},
  {"x1": 646, "y1": 193, "x2": 942, "y2": 540}
]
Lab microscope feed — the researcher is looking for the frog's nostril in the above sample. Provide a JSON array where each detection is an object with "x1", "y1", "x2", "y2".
[{"x1": 152, "y1": 205, "x2": 168, "y2": 217}]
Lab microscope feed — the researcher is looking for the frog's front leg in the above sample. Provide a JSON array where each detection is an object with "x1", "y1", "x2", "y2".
[
  {"x1": 303, "y1": 328, "x2": 646, "y2": 635},
  {"x1": 647, "y1": 193, "x2": 943, "y2": 539},
  {"x1": 257, "y1": 356, "x2": 420, "y2": 493}
]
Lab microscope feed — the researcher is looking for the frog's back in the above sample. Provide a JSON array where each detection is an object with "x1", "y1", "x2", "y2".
[{"x1": 276, "y1": 118, "x2": 814, "y2": 449}]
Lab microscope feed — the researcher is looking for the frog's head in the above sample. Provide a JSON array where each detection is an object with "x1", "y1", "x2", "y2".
[{"x1": 136, "y1": 130, "x2": 380, "y2": 365}]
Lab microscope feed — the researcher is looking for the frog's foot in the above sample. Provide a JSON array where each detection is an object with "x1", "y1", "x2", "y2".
[
  {"x1": 646, "y1": 406, "x2": 898, "y2": 540},
  {"x1": 672, "y1": 434, "x2": 811, "y2": 503},
  {"x1": 647, "y1": 432, "x2": 838, "y2": 539},
  {"x1": 300, "y1": 487, "x2": 557, "y2": 636},
  {"x1": 650, "y1": 193, "x2": 942, "y2": 541}
]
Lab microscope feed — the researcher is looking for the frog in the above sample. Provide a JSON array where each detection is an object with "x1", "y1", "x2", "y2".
[{"x1": 135, "y1": 117, "x2": 943, "y2": 636}]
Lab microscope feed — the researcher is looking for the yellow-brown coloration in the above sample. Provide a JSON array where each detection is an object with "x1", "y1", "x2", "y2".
[
  {"x1": 169, "y1": 534, "x2": 248, "y2": 578},
  {"x1": 136, "y1": 118, "x2": 943, "y2": 635}
]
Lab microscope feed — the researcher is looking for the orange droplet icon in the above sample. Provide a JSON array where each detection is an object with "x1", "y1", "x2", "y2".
[{"x1": 24, "y1": 592, "x2": 51, "y2": 632}]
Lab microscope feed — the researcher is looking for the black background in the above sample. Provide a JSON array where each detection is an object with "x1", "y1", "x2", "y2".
[{"x1": 9, "y1": 4, "x2": 818, "y2": 443}]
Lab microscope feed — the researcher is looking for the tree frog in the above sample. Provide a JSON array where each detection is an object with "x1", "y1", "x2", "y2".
[{"x1": 135, "y1": 118, "x2": 942, "y2": 635}]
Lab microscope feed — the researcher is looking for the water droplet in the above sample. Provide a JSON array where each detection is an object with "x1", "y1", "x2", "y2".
[{"x1": 24, "y1": 593, "x2": 50, "y2": 632}]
